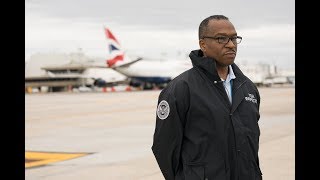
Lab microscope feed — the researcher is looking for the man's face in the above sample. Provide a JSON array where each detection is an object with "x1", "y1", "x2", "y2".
[{"x1": 199, "y1": 19, "x2": 238, "y2": 67}]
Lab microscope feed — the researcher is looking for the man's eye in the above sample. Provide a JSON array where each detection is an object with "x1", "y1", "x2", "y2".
[{"x1": 218, "y1": 37, "x2": 228, "y2": 41}]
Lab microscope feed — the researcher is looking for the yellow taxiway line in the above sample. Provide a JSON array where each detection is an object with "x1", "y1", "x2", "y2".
[{"x1": 25, "y1": 151, "x2": 89, "y2": 168}]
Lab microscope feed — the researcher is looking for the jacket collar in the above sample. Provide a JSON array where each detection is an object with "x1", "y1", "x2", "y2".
[{"x1": 189, "y1": 49, "x2": 246, "y2": 83}]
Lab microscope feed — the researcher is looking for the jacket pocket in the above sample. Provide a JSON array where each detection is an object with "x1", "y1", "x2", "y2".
[
  {"x1": 246, "y1": 136, "x2": 262, "y2": 176},
  {"x1": 238, "y1": 150, "x2": 262, "y2": 180},
  {"x1": 184, "y1": 161, "x2": 206, "y2": 180},
  {"x1": 252, "y1": 157, "x2": 262, "y2": 176}
]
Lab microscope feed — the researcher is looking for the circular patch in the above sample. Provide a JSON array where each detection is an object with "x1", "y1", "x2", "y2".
[{"x1": 157, "y1": 100, "x2": 170, "y2": 120}]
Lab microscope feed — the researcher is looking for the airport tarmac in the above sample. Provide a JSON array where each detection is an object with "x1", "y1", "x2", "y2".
[{"x1": 25, "y1": 86, "x2": 295, "y2": 180}]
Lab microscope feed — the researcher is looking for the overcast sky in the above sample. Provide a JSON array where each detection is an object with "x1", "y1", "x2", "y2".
[{"x1": 25, "y1": 0, "x2": 295, "y2": 70}]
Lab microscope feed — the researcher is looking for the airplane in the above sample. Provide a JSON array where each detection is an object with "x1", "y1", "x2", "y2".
[{"x1": 102, "y1": 27, "x2": 193, "y2": 89}]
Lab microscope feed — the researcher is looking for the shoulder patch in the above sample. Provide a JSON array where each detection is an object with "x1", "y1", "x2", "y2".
[{"x1": 157, "y1": 100, "x2": 170, "y2": 120}]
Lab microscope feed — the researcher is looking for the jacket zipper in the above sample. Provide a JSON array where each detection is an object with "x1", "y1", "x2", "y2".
[{"x1": 231, "y1": 80, "x2": 246, "y2": 180}]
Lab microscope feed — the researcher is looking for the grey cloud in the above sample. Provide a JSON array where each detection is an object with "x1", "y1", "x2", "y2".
[{"x1": 26, "y1": 0, "x2": 294, "y2": 30}]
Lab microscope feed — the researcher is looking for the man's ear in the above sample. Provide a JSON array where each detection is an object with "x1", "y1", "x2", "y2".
[{"x1": 199, "y1": 39, "x2": 206, "y2": 52}]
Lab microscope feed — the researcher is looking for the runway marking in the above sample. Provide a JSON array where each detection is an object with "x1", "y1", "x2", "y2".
[{"x1": 25, "y1": 151, "x2": 89, "y2": 169}]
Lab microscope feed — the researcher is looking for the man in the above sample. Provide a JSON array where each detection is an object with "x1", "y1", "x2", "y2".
[{"x1": 151, "y1": 15, "x2": 262, "y2": 180}]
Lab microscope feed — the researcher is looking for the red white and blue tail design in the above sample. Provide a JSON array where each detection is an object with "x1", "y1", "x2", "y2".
[{"x1": 104, "y1": 27, "x2": 140, "y2": 67}]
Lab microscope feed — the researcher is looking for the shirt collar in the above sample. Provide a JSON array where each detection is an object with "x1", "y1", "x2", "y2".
[{"x1": 221, "y1": 65, "x2": 236, "y2": 83}]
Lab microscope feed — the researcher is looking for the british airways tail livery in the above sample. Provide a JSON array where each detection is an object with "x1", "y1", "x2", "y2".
[
  {"x1": 104, "y1": 27, "x2": 192, "y2": 89},
  {"x1": 104, "y1": 27, "x2": 142, "y2": 68}
]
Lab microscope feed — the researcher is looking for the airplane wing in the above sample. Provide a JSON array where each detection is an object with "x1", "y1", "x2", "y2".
[
  {"x1": 114, "y1": 57, "x2": 143, "y2": 68},
  {"x1": 87, "y1": 57, "x2": 142, "y2": 68}
]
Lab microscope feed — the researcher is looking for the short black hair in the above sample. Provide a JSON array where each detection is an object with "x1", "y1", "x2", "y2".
[{"x1": 198, "y1": 15, "x2": 229, "y2": 40}]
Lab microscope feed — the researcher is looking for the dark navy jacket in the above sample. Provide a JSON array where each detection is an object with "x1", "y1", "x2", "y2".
[{"x1": 152, "y1": 49, "x2": 262, "y2": 180}]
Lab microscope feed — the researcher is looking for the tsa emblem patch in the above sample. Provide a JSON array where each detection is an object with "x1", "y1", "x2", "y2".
[{"x1": 157, "y1": 100, "x2": 170, "y2": 120}]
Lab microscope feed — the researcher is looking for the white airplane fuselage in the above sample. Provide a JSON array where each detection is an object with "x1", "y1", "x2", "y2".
[{"x1": 113, "y1": 59, "x2": 192, "y2": 84}]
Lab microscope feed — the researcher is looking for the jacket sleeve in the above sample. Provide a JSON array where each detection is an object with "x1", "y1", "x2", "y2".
[{"x1": 151, "y1": 82, "x2": 189, "y2": 180}]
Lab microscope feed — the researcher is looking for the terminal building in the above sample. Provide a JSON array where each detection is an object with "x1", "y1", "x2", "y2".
[
  {"x1": 238, "y1": 63, "x2": 295, "y2": 87},
  {"x1": 25, "y1": 51, "x2": 127, "y2": 93}
]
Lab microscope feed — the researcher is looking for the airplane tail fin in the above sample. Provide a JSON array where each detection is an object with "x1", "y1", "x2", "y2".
[{"x1": 104, "y1": 27, "x2": 141, "y2": 67}]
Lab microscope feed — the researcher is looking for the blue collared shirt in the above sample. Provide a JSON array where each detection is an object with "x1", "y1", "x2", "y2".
[{"x1": 221, "y1": 65, "x2": 236, "y2": 103}]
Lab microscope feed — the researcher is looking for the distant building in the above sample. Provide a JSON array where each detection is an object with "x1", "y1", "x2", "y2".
[
  {"x1": 25, "y1": 51, "x2": 127, "y2": 93},
  {"x1": 238, "y1": 63, "x2": 272, "y2": 86},
  {"x1": 238, "y1": 62, "x2": 295, "y2": 87}
]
